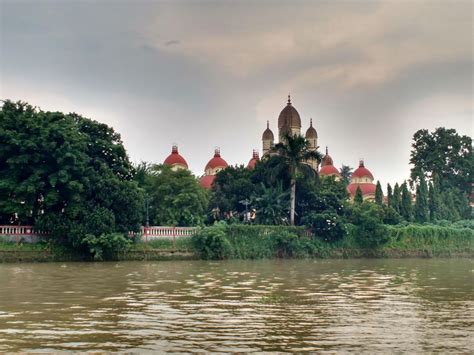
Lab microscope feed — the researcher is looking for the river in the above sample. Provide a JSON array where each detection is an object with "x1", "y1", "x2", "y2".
[{"x1": 0, "y1": 259, "x2": 472, "y2": 352}]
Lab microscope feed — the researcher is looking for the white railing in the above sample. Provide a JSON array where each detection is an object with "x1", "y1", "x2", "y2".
[
  {"x1": 141, "y1": 226, "x2": 197, "y2": 239},
  {"x1": 0, "y1": 225, "x2": 46, "y2": 236}
]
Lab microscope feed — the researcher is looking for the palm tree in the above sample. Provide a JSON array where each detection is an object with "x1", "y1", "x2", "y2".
[
  {"x1": 271, "y1": 133, "x2": 322, "y2": 225},
  {"x1": 340, "y1": 165, "x2": 353, "y2": 185}
]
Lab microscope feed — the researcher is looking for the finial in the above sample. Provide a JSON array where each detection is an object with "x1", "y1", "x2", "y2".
[
  {"x1": 326, "y1": 146, "x2": 328, "y2": 155},
  {"x1": 214, "y1": 147, "x2": 221, "y2": 157},
  {"x1": 266, "y1": 120, "x2": 269, "y2": 129},
  {"x1": 287, "y1": 93, "x2": 291, "y2": 105},
  {"x1": 252, "y1": 149, "x2": 259, "y2": 159},
  {"x1": 359, "y1": 158, "x2": 364, "y2": 167},
  {"x1": 310, "y1": 118, "x2": 313, "y2": 127},
  {"x1": 172, "y1": 144, "x2": 178, "y2": 153}
]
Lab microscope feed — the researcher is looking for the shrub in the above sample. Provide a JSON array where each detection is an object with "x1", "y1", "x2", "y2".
[
  {"x1": 81, "y1": 233, "x2": 131, "y2": 261},
  {"x1": 302, "y1": 211, "x2": 346, "y2": 242},
  {"x1": 349, "y1": 203, "x2": 388, "y2": 248},
  {"x1": 191, "y1": 225, "x2": 232, "y2": 259}
]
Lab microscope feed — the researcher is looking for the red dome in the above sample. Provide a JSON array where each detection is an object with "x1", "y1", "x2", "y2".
[
  {"x1": 320, "y1": 165, "x2": 341, "y2": 177},
  {"x1": 247, "y1": 150, "x2": 260, "y2": 169},
  {"x1": 200, "y1": 175, "x2": 215, "y2": 189},
  {"x1": 352, "y1": 160, "x2": 374, "y2": 179},
  {"x1": 205, "y1": 149, "x2": 228, "y2": 170},
  {"x1": 321, "y1": 147, "x2": 334, "y2": 167},
  {"x1": 347, "y1": 183, "x2": 377, "y2": 196},
  {"x1": 163, "y1": 145, "x2": 188, "y2": 168}
]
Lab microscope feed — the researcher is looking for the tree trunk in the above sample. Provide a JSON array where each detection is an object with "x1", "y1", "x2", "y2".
[{"x1": 290, "y1": 178, "x2": 296, "y2": 225}]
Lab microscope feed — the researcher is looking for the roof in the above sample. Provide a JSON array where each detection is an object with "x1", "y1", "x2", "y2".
[
  {"x1": 199, "y1": 174, "x2": 215, "y2": 189},
  {"x1": 321, "y1": 146, "x2": 333, "y2": 167},
  {"x1": 320, "y1": 164, "x2": 341, "y2": 177},
  {"x1": 163, "y1": 145, "x2": 188, "y2": 168},
  {"x1": 352, "y1": 160, "x2": 374, "y2": 179},
  {"x1": 347, "y1": 183, "x2": 377, "y2": 196},
  {"x1": 247, "y1": 150, "x2": 260, "y2": 169},
  {"x1": 262, "y1": 120, "x2": 274, "y2": 141},
  {"x1": 205, "y1": 148, "x2": 228, "y2": 171},
  {"x1": 305, "y1": 118, "x2": 317, "y2": 139},
  {"x1": 278, "y1": 95, "x2": 301, "y2": 130}
]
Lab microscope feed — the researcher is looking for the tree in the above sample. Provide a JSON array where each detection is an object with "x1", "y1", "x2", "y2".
[
  {"x1": 400, "y1": 181, "x2": 413, "y2": 221},
  {"x1": 271, "y1": 133, "x2": 322, "y2": 225},
  {"x1": 340, "y1": 165, "x2": 353, "y2": 185},
  {"x1": 414, "y1": 176, "x2": 429, "y2": 223},
  {"x1": 0, "y1": 100, "x2": 143, "y2": 259},
  {"x1": 387, "y1": 183, "x2": 393, "y2": 209},
  {"x1": 138, "y1": 164, "x2": 209, "y2": 226},
  {"x1": 410, "y1": 127, "x2": 472, "y2": 195},
  {"x1": 354, "y1": 186, "x2": 364, "y2": 204},
  {"x1": 393, "y1": 183, "x2": 401, "y2": 214},
  {"x1": 375, "y1": 181, "x2": 383, "y2": 205},
  {"x1": 251, "y1": 182, "x2": 289, "y2": 225},
  {"x1": 349, "y1": 202, "x2": 388, "y2": 248}
]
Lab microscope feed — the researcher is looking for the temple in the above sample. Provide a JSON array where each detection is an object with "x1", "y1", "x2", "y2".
[{"x1": 163, "y1": 96, "x2": 379, "y2": 201}]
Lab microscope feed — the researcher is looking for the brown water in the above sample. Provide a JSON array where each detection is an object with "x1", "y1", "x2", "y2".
[{"x1": 0, "y1": 259, "x2": 472, "y2": 352}]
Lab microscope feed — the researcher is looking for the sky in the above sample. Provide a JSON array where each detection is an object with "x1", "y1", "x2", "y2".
[{"x1": 1, "y1": 0, "x2": 472, "y2": 187}]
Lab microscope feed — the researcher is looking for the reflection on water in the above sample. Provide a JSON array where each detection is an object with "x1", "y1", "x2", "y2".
[{"x1": 0, "y1": 259, "x2": 472, "y2": 352}]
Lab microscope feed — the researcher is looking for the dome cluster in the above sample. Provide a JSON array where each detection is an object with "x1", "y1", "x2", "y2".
[{"x1": 162, "y1": 95, "x2": 379, "y2": 198}]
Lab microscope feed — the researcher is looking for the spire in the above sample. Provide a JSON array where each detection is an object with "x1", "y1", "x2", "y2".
[
  {"x1": 252, "y1": 149, "x2": 259, "y2": 159},
  {"x1": 266, "y1": 120, "x2": 269, "y2": 129},
  {"x1": 287, "y1": 93, "x2": 291, "y2": 105},
  {"x1": 172, "y1": 144, "x2": 178, "y2": 153},
  {"x1": 214, "y1": 147, "x2": 221, "y2": 157},
  {"x1": 310, "y1": 118, "x2": 313, "y2": 127},
  {"x1": 359, "y1": 159, "x2": 365, "y2": 168},
  {"x1": 326, "y1": 146, "x2": 328, "y2": 155}
]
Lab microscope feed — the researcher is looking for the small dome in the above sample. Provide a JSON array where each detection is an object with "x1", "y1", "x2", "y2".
[
  {"x1": 278, "y1": 95, "x2": 301, "y2": 130},
  {"x1": 163, "y1": 145, "x2": 188, "y2": 169},
  {"x1": 320, "y1": 165, "x2": 341, "y2": 177},
  {"x1": 305, "y1": 118, "x2": 318, "y2": 139},
  {"x1": 247, "y1": 150, "x2": 260, "y2": 169},
  {"x1": 262, "y1": 120, "x2": 274, "y2": 141},
  {"x1": 205, "y1": 148, "x2": 228, "y2": 171},
  {"x1": 321, "y1": 146, "x2": 333, "y2": 167},
  {"x1": 199, "y1": 175, "x2": 215, "y2": 189},
  {"x1": 347, "y1": 183, "x2": 376, "y2": 197},
  {"x1": 352, "y1": 160, "x2": 374, "y2": 179}
]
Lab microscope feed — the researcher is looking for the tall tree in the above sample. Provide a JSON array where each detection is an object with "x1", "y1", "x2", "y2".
[
  {"x1": 393, "y1": 183, "x2": 401, "y2": 214},
  {"x1": 340, "y1": 165, "x2": 353, "y2": 185},
  {"x1": 386, "y1": 183, "x2": 393, "y2": 209},
  {"x1": 375, "y1": 181, "x2": 383, "y2": 205},
  {"x1": 400, "y1": 181, "x2": 413, "y2": 221},
  {"x1": 271, "y1": 133, "x2": 322, "y2": 225},
  {"x1": 354, "y1": 186, "x2": 364, "y2": 204},
  {"x1": 414, "y1": 176, "x2": 429, "y2": 223},
  {"x1": 410, "y1": 127, "x2": 472, "y2": 195}
]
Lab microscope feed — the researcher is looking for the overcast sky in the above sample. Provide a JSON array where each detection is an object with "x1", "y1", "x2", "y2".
[{"x1": 1, "y1": 0, "x2": 472, "y2": 186}]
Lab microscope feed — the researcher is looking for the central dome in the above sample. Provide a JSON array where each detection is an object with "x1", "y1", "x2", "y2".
[{"x1": 278, "y1": 95, "x2": 301, "y2": 131}]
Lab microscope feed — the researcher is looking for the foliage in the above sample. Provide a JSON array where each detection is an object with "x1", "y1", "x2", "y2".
[
  {"x1": 375, "y1": 181, "x2": 383, "y2": 205},
  {"x1": 400, "y1": 181, "x2": 413, "y2": 221},
  {"x1": 251, "y1": 182, "x2": 289, "y2": 225},
  {"x1": 136, "y1": 164, "x2": 209, "y2": 226},
  {"x1": 354, "y1": 186, "x2": 363, "y2": 204},
  {"x1": 302, "y1": 211, "x2": 346, "y2": 242},
  {"x1": 348, "y1": 202, "x2": 388, "y2": 248},
  {"x1": 392, "y1": 183, "x2": 401, "y2": 214},
  {"x1": 410, "y1": 127, "x2": 472, "y2": 195},
  {"x1": 414, "y1": 175, "x2": 429, "y2": 223},
  {"x1": 270, "y1": 132, "x2": 322, "y2": 225},
  {"x1": 339, "y1": 165, "x2": 353, "y2": 185},
  {"x1": 0, "y1": 100, "x2": 143, "y2": 259},
  {"x1": 191, "y1": 224, "x2": 232, "y2": 259},
  {"x1": 81, "y1": 233, "x2": 131, "y2": 261}
]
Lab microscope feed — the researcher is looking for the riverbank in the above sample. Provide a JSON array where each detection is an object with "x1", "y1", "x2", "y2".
[{"x1": 0, "y1": 224, "x2": 472, "y2": 262}]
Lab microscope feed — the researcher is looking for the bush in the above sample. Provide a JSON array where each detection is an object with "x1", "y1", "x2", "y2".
[
  {"x1": 191, "y1": 225, "x2": 232, "y2": 260},
  {"x1": 81, "y1": 233, "x2": 131, "y2": 261},
  {"x1": 302, "y1": 211, "x2": 346, "y2": 242},
  {"x1": 349, "y1": 203, "x2": 388, "y2": 248}
]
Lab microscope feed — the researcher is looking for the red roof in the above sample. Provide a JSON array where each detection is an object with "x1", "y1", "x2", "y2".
[
  {"x1": 352, "y1": 160, "x2": 374, "y2": 179},
  {"x1": 247, "y1": 150, "x2": 260, "y2": 169},
  {"x1": 163, "y1": 145, "x2": 188, "y2": 168},
  {"x1": 320, "y1": 165, "x2": 340, "y2": 177},
  {"x1": 347, "y1": 183, "x2": 377, "y2": 196},
  {"x1": 199, "y1": 175, "x2": 215, "y2": 189},
  {"x1": 205, "y1": 149, "x2": 228, "y2": 170}
]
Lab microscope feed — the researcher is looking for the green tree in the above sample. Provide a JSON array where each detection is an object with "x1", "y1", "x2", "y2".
[
  {"x1": 140, "y1": 165, "x2": 209, "y2": 226},
  {"x1": 340, "y1": 165, "x2": 353, "y2": 185},
  {"x1": 393, "y1": 183, "x2": 401, "y2": 214},
  {"x1": 0, "y1": 100, "x2": 143, "y2": 259},
  {"x1": 387, "y1": 183, "x2": 393, "y2": 209},
  {"x1": 271, "y1": 133, "x2": 322, "y2": 225},
  {"x1": 349, "y1": 202, "x2": 387, "y2": 248},
  {"x1": 375, "y1": 181, "x2": 383, "y2": 205},
  {"x1": 400, "y1": 181, "x2": 413, "y2": 221},
  {"x1": 251, "y1": 182, "x2": 289, "y2": 225},
  {"x1": 354, "y1": 186, "x2": 364, "y2": 204},
  {"x1": 414, "y1": 176, "x2": 429, "y2": 223},
  {"x1": 410, "y1": 127, "x2": 472, "y2": 195}
]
